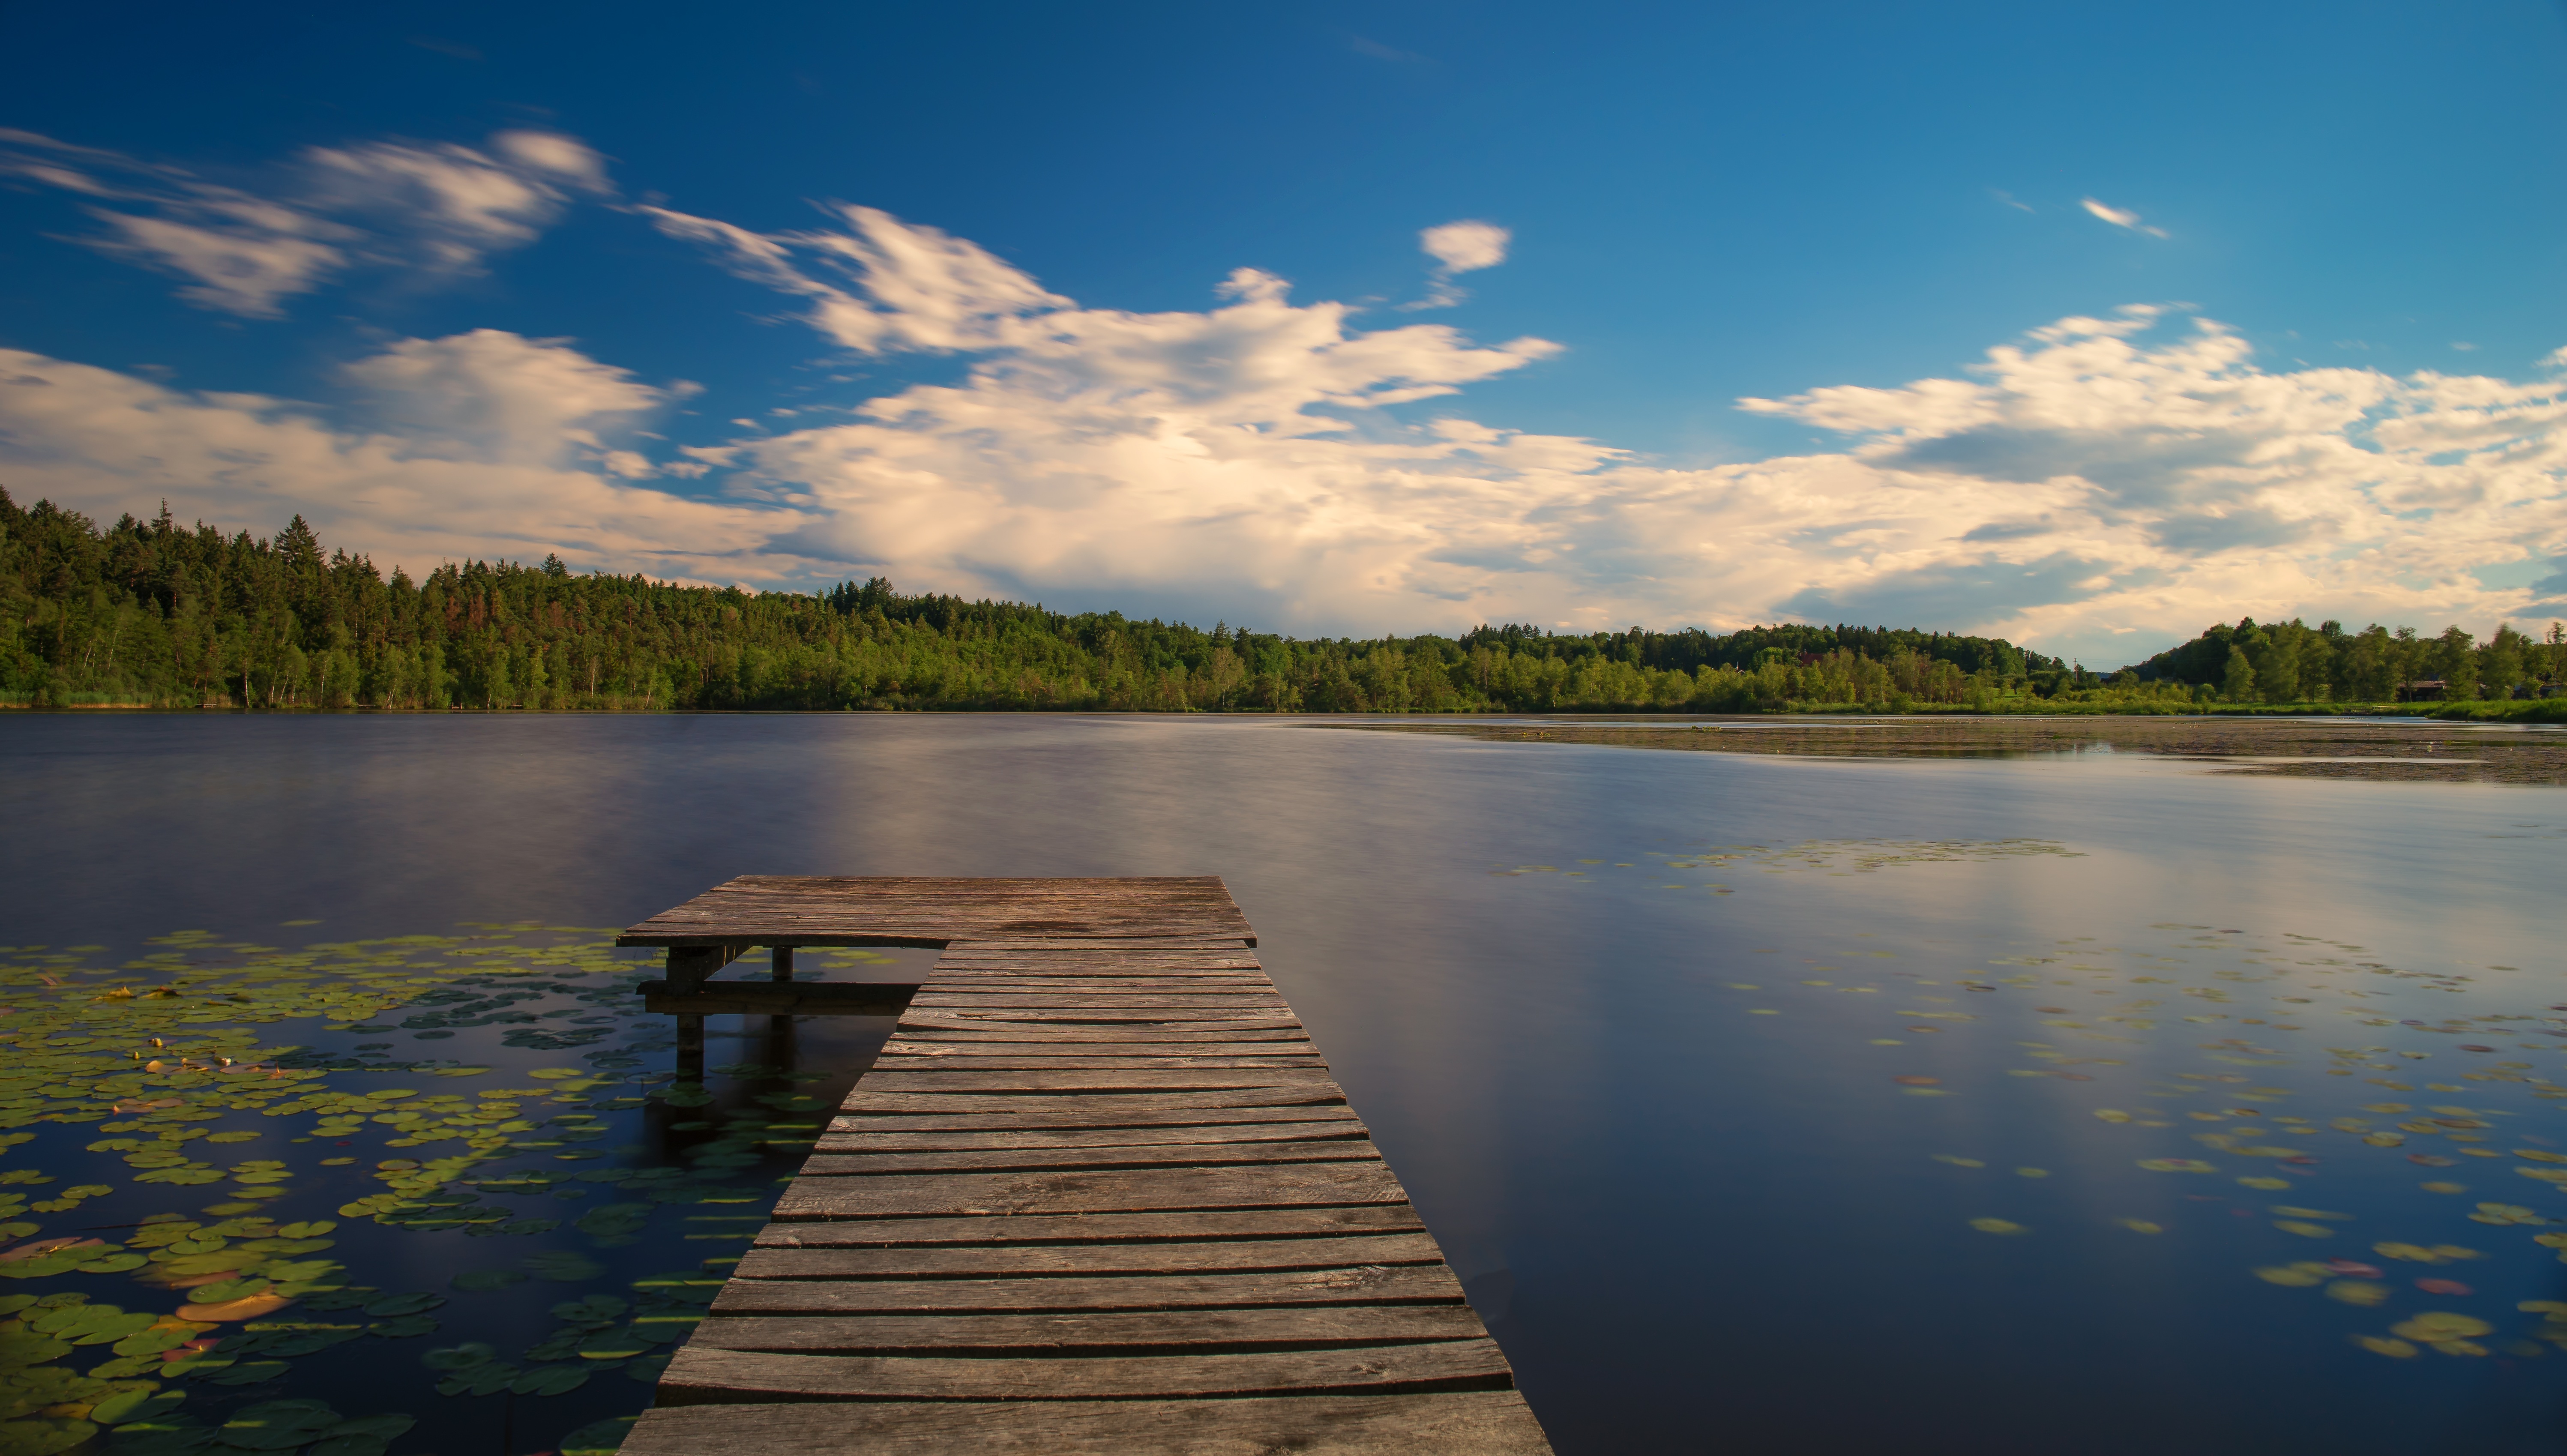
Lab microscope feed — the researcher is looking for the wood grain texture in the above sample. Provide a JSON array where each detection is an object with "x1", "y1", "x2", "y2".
[
  {"x1": 709, "y1": 1264, "x2": 1471, "y2": 1314},
  {"x1": 769, "y1": 1161, "x2": 1412, "y2": 1218},
  {"x1": 824, "y1": 1105, "x2": 1362, "y2": 1135},
  {"x1": 654, "y1": 1339, "x2": 1515, "y2": 1402},
  {"x1": 624, "y1": 877, "x2": 1544, "y2": 1453},
  {"x1": 689, "y1": 1306, "x2": 1488, "y2": 1354},
  {"x1": 752, "y1": 1206, "x2": 1426, "y2": 1246},
  {"x1": 797, "y1": 1142, "x2": 1383, "y2": 1176},
  {"x1": 622, "y1": 1394, "x2": 1552, "y2": 1456},
  {"x1": 731, "y1": 1233, "x2": 1446, "y2": 1281},
  {"x1": 812, "y1": 1122, "x2": 1369, "y2": 1153}
]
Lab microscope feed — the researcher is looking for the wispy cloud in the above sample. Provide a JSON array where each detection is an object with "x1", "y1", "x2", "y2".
[
  {"x1": 0, "y1": 128, "x2": 611, "y2": 316},
  {"x1": 1992, "y1": 189, "x2": 2034, "y2": 213},
  {"x1": 1347, "y1": 35, "x2": 1431, "y2": 63},
  {"x1": 1402, "y1": 219, "x2": 1510, "y2": 310},
  {"x1": 2081, "y1": 196, "x2": 2169, "y2": 238}
]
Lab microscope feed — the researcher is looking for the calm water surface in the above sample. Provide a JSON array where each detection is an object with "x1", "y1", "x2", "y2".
[{"x1": 3, "y1": 714, "x2": 2563, "y2": 1454}]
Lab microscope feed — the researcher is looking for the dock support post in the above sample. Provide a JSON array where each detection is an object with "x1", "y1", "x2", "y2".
[
  {"x1": 676, "y1": 1014, "x2": 704, "y2": 1080},
  {"x1": 771, "y1": 945, "x2": 794, "y2": 981}
]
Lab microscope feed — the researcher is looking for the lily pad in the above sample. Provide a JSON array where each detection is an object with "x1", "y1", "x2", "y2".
[
  {"x1": 559, "y1": 1415, "x2": 639, "y2": 1456},
  {"x1": 574, "y1": 1328, "x2": 650, "y2": 1360},
  {"x1": 90, "y1": 1390, "x2": 185, "y2": 1427},
  {"x1": 201, "y1": 1360, "x2": 291, "y2": 1387},
  {"x1": 358, "y1": 1294, "x2": 443, "y2": 1318},
  {"x1": 509, "y1": 1364, "x2": 589, "y2": 1397},
  {"x1": 521, "y1": 1252, "x2": 602, "y2": 1283},
  {"x1": 212, "y1": 1401, "x2": 336, "y2": 1449},
  {"x1": 449, "y1": 1271, "x2": 524, "y2": 1292}
]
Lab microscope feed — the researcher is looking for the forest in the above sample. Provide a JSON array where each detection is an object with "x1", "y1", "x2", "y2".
[{"x1": 3, "y1": 491, "x2": 2560, "y2": 714}]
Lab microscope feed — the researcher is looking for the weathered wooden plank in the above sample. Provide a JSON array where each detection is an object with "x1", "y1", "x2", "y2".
[
  {"x1": 898, "y1": 1022, "x2": 1304, "y2": 1032},
  {"x1": 836, "y1": 1088, "x2": 1349, "y2": 1116},
  {"x1": 689, "y1": 1306, "x2": 1488, "y2": 1354},
  {"x1": 655, "y1": 1338, "x2": 1512, "y2": 1403},
  {"x1": 797, "y1": 1141, "x2": 1382, "y2": 1177},
  {"x1": 769, "y1": 1162, "x2": 1409, "y2": 1218},
  {"x1": 916, "y1": 978, "x2": 1278, "y2": 991},
  {"x1": 731, "y1": 1233, "x2": 1445, "y2": 1281},
  {"x1": 875, "y1": 1041, "x2": 1321, "y2": 1059},
  {"x1": 622, "y1": 1393, "x2": 1550, "y2": 1456},
  {"x1": 944, "y1": 945, "x2": 1263, "y2": 955},
  {"x1": 856, "y1": 1056, "x2": 1329, "y2": 1074},
  {"x1": 752, "y1": 1206, "x2": 1425, "y2": 1247},
  {"x1": 826, "y1": 1106, "x2": 1362, "y2": 1135},
  {"x1": 814, "y1": 1122, "x2": 1368, "y2": 1153},
  {"x1": 619, "y1": 877, "x2": 1258, "y2": 950},
  {"x1": 917, "y1": 995, "x2": 1285, "y2": 1006},
  {"x1": 851, "y1": 1069, "x2": 1341, "y2": 1094},
  {"x1": 887, "y1": 1020, "x2": 1311, "y2": 1042},
  {"x1": 935, "y1": 957, "x2": 1267, "y2": 971},
  {"x1": 709, "y1": 1264, "x2": 1468, "y2": 1314}
]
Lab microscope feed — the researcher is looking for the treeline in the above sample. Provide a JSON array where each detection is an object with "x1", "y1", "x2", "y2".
[
  {"x1": 2126, "y1": 617, "x2": 2566, "y2": 704},
  {"x1": 1, "y1": 490, "x2": 2556, "y2": 714}
]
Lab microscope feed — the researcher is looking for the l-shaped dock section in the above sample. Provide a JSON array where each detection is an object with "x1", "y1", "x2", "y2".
[{"x1": 613, "y1": 875, "x2": 1552, "y2": 1454}]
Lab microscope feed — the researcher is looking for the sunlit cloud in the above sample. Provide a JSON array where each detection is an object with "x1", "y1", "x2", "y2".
[
  {"x1": 2081, "y1": 196, "x2": 2169, "y2": 239},
  {"x1": 1405, "y1": 219, "x2": 1510, "y2": 310}
]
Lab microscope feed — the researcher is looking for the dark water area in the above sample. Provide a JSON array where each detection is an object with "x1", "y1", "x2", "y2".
[{"x1": 3, "y1": 713, "x2": 2564, "y2": 1455}]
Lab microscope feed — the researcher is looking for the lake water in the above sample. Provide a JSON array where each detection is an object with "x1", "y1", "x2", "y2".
[{"x1": 3, "y1": 713, "x2": 2563, "y2": 1455}]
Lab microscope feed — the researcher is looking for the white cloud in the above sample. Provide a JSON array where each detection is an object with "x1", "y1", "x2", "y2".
[
  {"x1": 1403, "y1": 219, "x2": 1510, "y2": 311},
  {"x1": 4, "y1": 204, "x2": 2564, "y2": 664},
  {"x1": 342, "y1": 329, "x2": 669, "y2": 467},
  {"x1": 646, "y1": 202, "x2": 1070, "y2": 355},
  {"x1": 2082, "y1": 197, "x2": 2169, "y2": 239},
  {"x1": 0, "y1": 128, "x2": 610, "y2": 315},
  {"x1": 0, "y1": 334, "x2": 783, "y2": 579},
  {"x1": 1421, "y1": 220, "x2": 1509, "y2": 274}
]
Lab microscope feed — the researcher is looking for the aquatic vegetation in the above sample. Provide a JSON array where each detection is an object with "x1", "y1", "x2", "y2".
[{"x1": 0, "y1": 928, "x2": 875, "y2": 1456}]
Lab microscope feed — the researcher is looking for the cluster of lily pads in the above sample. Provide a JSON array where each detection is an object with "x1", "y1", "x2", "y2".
[
  {"x1": 0, "y1": 925, "x2": 890, "y2": 1456},
  {"x1": 1509, "y1": 838, "x2": 2567, "y2": 1366}
]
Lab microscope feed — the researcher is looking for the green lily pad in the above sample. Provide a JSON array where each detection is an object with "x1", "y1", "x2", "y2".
[
  {"x1": 0, "y1": 1416, "x2": 99, "y2": 1456},
  {"x1": 508, "y1": 1364, "x2": 588, "y2": 1397},
  {"x1": 574, "y1": 1328, "x2": 650, "y2": 1360},
  {"x1": 559, "y1": 1415, "x2": 638, "y2": 1456},
  {"x1": 358, "y1": 1294, "x2": 443, "y2": 1318},
  {"x1": 111, "y1": 1327, "x2": 197, "y2": 1359},
  {"x1": 105, "y1": 1419, "x2": 214, "y2": 1456},
  {"x1": 211, "y1": 1400, "x2": 337, "y2": 1449},
  {"x1": 521, "y1": 1252, "x2": 602, "y2": 1283},
  {"x1": 90, "y1": 1389, "x2": 185, "y2": 1427},
  {"x1": 422, "y1": 1343, "x2": 499, "y2": 1373},
  {"x1": 364, "y1": 1316, "x2": 438, "y2": 1339},
  {"x1": 449, "y1": 1271, "x2": 525, "y2": 1292},
  {"x1": 434, "y1": 1363, "x2": 518, "y2": 1398},
  {"x1": 200, "y1": 1360, "x2": 291, "y2": 1387}
]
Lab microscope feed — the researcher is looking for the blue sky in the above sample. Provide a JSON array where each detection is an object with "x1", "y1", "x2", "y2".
[{"x1": 3, "y1": 1, "x2": 2564, "y2": 664}]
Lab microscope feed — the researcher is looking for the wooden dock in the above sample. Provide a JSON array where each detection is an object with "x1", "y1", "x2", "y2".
[{"x1": 614, "y1": 876, "x2": 1552, "y2": 1454}]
